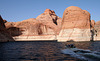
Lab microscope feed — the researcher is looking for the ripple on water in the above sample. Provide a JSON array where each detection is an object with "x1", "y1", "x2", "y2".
[{"x1": 1, "y1": 41, "x2": 100, "y2": 61}]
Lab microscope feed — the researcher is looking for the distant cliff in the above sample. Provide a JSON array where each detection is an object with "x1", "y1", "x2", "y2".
[
  {"x1": 5, "y1": 9, "x2": 62, "y2": 37},
  {"x1": 94, "y1": 21, "x2": 100, "y2": 40},
  {"x1": 58, "y1": 6, "x2": 91, "y2": 42},
  {"x1": 2, "y1": 6, "x2": 100, "y2": 42}
]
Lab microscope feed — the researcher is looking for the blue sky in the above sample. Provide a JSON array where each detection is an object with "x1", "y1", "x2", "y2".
[{"x1": 0, "y1": 0, "x2": 100, "y2": 22}]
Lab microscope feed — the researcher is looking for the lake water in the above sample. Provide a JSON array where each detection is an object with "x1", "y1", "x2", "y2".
[{"x1": 0, "y1": 41, "x2": 100, "y2": 61}]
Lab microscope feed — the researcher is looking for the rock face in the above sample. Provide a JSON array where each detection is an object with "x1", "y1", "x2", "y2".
[
  {"x1": 58, "y1": 6, "x2": 91, "y2": 42},
  {"x1": 5, "y1": 18, "x2": 42, "y2": 36},
  {"x1": 36, "y1": 9, "x2": 61, "y2": 35},
  {"x1": 61, "y1": 6, "x2": 90, "y2": 29},
  {"x1": 5, "y1": 9, "x2": 62, "y2": 41},
  {"x1": 0, "y1": 16, "x2": 14, "y2": 42},
  {"x1": 91, "y1": 20, "x2": 95, "y2": 28},
  {"x1": 36, "y1": 9, "x2": 57, "y2": 25},
  {"x1": 57, "y1": 17, "x2": 62, "y2": 35},
  {"x1": 94, "y1": 21, "x2": 100, "y2": 40},
  {"x1": 5, "y1": 7, "x2": 96, "y2": 42}
]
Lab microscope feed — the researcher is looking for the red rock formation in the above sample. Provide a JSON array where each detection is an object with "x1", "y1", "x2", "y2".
[
  {"x1": 5, "y1": 9, "x2": 62, "y2": 41},
  {"x1": 5, "y1": 22, "x2": 15, "y2": 28},
  {"x1": 3, "y1": 7, "x2": 100, "y2": 41},
  {"x1": 94, "y1": 21, "x2": 100, "y2": 35},
  {"x1": 36, "y1": 9, "x2": 58, "y2": 25},
  {"x1": 91, "y1": 20, "x2": 95, "y2": 28},
  {"x1": 0, "y1": 16, "x2": 14, "y2": 42},
  {"x1": 62, "y1": 6, "x2": 91, "y2": 29},
  {"x1": 94, "y1": 21, "x2": 100, "y2": 40},
  {"x1": 5, "y1": 18, "x2": 39, "y2": 36},
  {"x1": 36, "y1": 9, "x2": 61, "y2": 35},
  {"x1": 57, "y1": 17, "x2": 62, "y2": 34},
  {"x1": 3, "y1": 20, "x2": 7, "y2": 23},
  {"x1": 58, "y1": 6, "x2": 91, "y2": 42},
  {"x1": 5, "y1": 18, "x2": 60, "y2": 36},
  {"x1": 95, "y1": 21, "x2": 100, "y2": 25}
]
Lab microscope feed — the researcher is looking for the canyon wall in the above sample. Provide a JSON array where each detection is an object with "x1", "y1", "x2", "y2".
[
  {"x1": 94, "y1": 21, "x2": 100, "y2": 40},
  {"x1": 5, "y1": 9, "x2": 62, "y2": 41},
  {"x1": 3, "y1": 6, "x2": 100, "y2": 42},
  {"x1": 58, "y1": 6, "x2": 91, "y2": 42},
  {"x1": 0, "y1": 16, "x2": 14, "y2": 42}
]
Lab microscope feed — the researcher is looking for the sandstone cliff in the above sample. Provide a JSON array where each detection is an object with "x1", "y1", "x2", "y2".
[
  {"x1": 4, "y1": 7, "x2": 98, "y2": 42},
  {"x1": 91, "y1": 20, "x2": 95, "y2": 28},
  {"x1": 94, "y1": 21, "x2": 100, "y2": 40},
  {"x1": 36, "y1": 9, "x2": 62, "y2": 35},
  {"x1": 0, "y1": 16, "x2": 14, "y2": 42},
  {"x1": 58, "y1": 6, "x2": 91, "y2": 42},
  {"x1": 5, "y1": 9, "x2": 62, "y2": 40},
  {"x1": 62, "y1": 6, "x2": 91, "y2": 29},
  {"x1": 5, "y1": 18, "x2": 39, "y2": 36}
]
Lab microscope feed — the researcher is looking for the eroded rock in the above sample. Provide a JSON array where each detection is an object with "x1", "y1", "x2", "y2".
[
  {"x1": 58, "y1": 6, "x2": 91, "y2": 42},
  {"x1": 0, "y1": 16, "x2": 14, "y2": 42}
]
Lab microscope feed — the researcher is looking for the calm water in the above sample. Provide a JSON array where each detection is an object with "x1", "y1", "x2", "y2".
[{"x1": 0, "y1": 41, "x2": 100, "y2": 61}]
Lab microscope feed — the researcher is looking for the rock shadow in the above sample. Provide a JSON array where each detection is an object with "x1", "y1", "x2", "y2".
[
  {"x1": 67, "y1": 39, "x2": 75, "y2": 42},
  {"x1": 7, "y1": 27, "x2": 22, "y2": 36}
]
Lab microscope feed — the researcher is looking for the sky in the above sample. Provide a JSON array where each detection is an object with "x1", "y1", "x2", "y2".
[{"x1": 0, "y1": 0, "x2": 100, "y2": 22}]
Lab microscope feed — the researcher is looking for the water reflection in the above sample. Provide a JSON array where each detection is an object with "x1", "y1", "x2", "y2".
[
  {"x1": 0, "y1": 41, "x2": 100, "y2": 61},
  {"x1": 0, "y1": 41, "x2": 79, "y2": 61}
]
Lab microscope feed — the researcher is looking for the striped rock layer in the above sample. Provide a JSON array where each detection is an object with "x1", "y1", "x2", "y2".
[{"x1": 58, "y1": 6, "x2": 92, "y2": 42}]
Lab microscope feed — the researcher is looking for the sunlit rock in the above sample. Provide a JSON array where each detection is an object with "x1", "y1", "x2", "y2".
[{"x1": 58, "y1": 6, "x2": 91, "y2": 42}]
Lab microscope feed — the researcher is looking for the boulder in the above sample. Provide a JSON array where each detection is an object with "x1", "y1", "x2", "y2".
[{"x1": 58, "y1": 6, "x2": 91, "y2": 42}]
